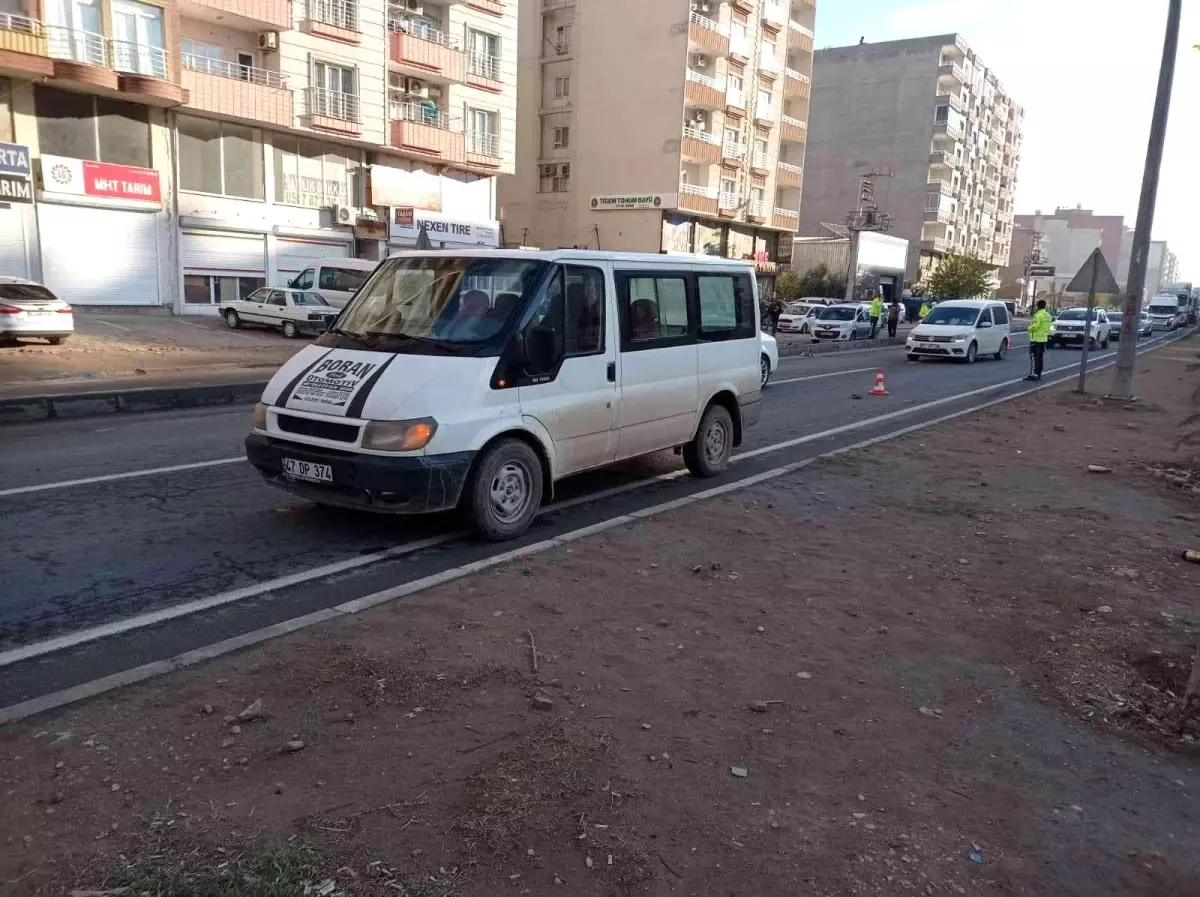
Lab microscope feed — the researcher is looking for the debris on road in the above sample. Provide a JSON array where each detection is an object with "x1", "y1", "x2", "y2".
[
  {"x1": 1087, "y1": 464, "x2": 1112, "y2": 474},
  {"x1": 281, "y1": 740, "x2": 306, "y2": 754},
  {"x1": 730, "y1": 767, "x2": 748, "y2": 778},
  {"x1": 235, "y1": 698, "x2": 264, "y2": 723}
]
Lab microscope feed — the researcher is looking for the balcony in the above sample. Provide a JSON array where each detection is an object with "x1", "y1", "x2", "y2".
[
  {"x1": 928, "y1": 150, "x2": 959, "y2": 169},
  {"x1": 754, "y1": 101, "x2": 776, "y2": 128},
  {"x1": 780, "y1": 113, "x2": 806, "y2": 143},
  {"x1": 788, "y1": 19, "x2": 813, "y2": 52},
  {"x1": 0, "y1": 14, "x2": 54, "y2": 78},
  {"x1": 718, "y1": 189, "x2": 739, "y2": 216},
  {"x1": 466, "y1": 129, "x2": 500, "y2": 167},
  {"x1": 388, "y1": 18, "x2": 465, "y2": 82},
  {"x1": 721, "y1": 139, "x2": 744, "y2": 166},
  {"x1": 761, "y1": 0, "x2": 786, "y2": 29},
  {"x1": 464, "y1": 0, "x2": 505, "y2": 16},
  {"x1": 466, "y1": 50, "x2": 502, "y2": 92},
  {"x1": 784, "y1": 66, "x2": 810, "y2": 98},
  {"x1": 688, "y1": 9, "x2": 729, "y2": 56},
  {"x1": 730, "y1": 0, "x2": 753, "y2": 14},
  {"x1": 682, "y1": 125, "x2": 721, "y2": 165},
  {"x1": 924, "y1": 205, "x2": 953, "y2": 224},
  {"x1": 45, "y1": 27, "x2": 118, "y2": 90},
  {"x1": 390, "y1": 100, "x2": 464, "y2": 162},
  {"x1": 773, "y1": 207, "x2": 798, "y2": 230},
  {"x1": 43, "y1": 30, "x2": 187, "y2": 104},
  {"x1": 181, "y1": 53, "x2": 292, "y2": 128},
  {"x1": 927, "y1": 179, "x2": 953, "y2": 196},
  {"x1": 751, "y1": 151, "x2": 770, "y2": 174},
  {"x1": 933, "y1": 120, "x2": 963, "y2": 140},
  {"x1": 777, "y1": 160, "x2": 803, "y2": 188},
  {"x1": 303, "y1": 0, "x2": 360, "y2": 44},
  {"x1": 724, "y1": 85, "x2": 746, "y2": 114},
  {"x1": 747, "y1": 199, "x2": 767, "y2": 222},
  {"x1": 937, "y1": 61, "x2": 965, "y2": 84},
  {"x1": 937, "y1": 89, "x2": 966, "y2": 115},
  {"x1": 684, "y1": 69, "x2": 725, "y2": 109},
  {"x1": 679, "y1": 182, "x2": 718, "y2": 215},
  {"x1": 758, "y1": 48, "x2": 781, "y2": 79},
  {"x1": 306, "y1": 85, "x2": 360, "y2": 135},
  {"x1": 178, "y1": 0, "x2": 291, "y2": 32},
  {"x1": 728, "y1": 31, "x2": 752, "y2": 62},
  {"x1": 922, "y1": 237, "x2": 952, "y2": 255}
]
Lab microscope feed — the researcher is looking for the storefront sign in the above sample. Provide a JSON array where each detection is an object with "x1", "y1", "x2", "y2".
[
  {"x1": 40, "y1": 155, "x2": 161, "y2": 203},
  {"x1": 354, "y1": 215, "x2": 388, "y2": 240},
  {"x1": 777, "y1": 230, "x2": 794, "y2": 262},
  {"x1": 590, "y1": 194, "x2": 665, "y2": 211},
  {"x1": 390, "y1": 211, "x2": 499, "y2": 247},
  {"x1": 0, "y1": 142, "x2": 31, "y2": 177},
  {"x1": 0, "y1": 174, "x2": 32, "y2": 203},
  {"x1": 370, "y1": 165, "x2": 441, "y2": 211},
  {"x1": 394, "y1": 207, "x2": 414, "y2": 227}
]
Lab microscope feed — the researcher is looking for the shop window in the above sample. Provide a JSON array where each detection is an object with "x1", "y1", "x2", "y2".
[
  {"x1": 178, "y1": 115, "x2": 263, "y2": 199},
  {"x1": 272, "y1": 134, "x2": 361, "y2": 207},
  {"x1": 184, "y1": 274, "x2": 265, "y2": 305},
  {"x1": 35, "y1": 87, "x2": 149, "y2": 167}
]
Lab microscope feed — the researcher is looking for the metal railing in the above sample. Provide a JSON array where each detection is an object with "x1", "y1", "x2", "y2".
[
  {"x1": 755, "y1": 103, "x2": 776, "y2": 121},
  {"x1": 680, "y1": 183, "x2": 718, "y2": 198},
  {"x1": 182, "y1": 52, "x2": 287, "y2": 88},
  {"x1": 785, "y1": 66, "x2": 810, "y2": 83},
  {"x1": 758, "y1": 50, "x2": 781, "y2": 72},
  {"x1": 718, "y1": 191, "x2": 739, "y2": 211},
  {"x1": 761, "y1": 0, "x2": 785, "y2": 22},
  {"x1": 108, "y1": 39, "x2": 168, "y2": 78},
  {"x1": 938, "y1": 61, "x2": 965, "y2": 83},
  {"x1": 689, "y1": 9, "x2": 728, "y2": 35},
  {"x1": 925, "y1": 206, "x2": 953, "y2": 224},
  {"x1": 387, "y1": 15, "x2": 459, "y2": 49},
  {"x1": 748, "y1": 199, "x2": 767, "y2": 218},
  {"x1": 725, "y1": 86, "x2": 745, "y2": 107},
  {"x1": 390, "y1": 99, "x2": 452, "y2": 130},
  {"x1": 722, "y1": 140, "x2": 744, "y2": 159},
  {"x1": 773, "y1": 206, "x2": 798, "y2": 220},
  {"x1": 308, "y1": 86, "x2": 360, "y2": 122},
  {"x1": 0, "y1": 12, "x2": 45, "y2": 37},
  {"x1": 788, "y1": 19, "x2": 814, "y2": 38},
  {"x1": 777, "y1": 160, "x2": 803, "y2": 174},
  {"x1": 752, "y1": 151, "x2": 770, "y2": 169},
  {"x1": 467, "y1": 130, "x2": 499, "y2": 157},
  {"x1": 683, "y1": 125, "x2": 720, "y2": 145},
  {"x1": 46, "y1": 26, "x2": 107, "y2": 67},
  {"x1": 309, "y1": 0, "x2": 359, "y2": 31},
  {"x1": 781, "y1": 113, "x2": 807, "y2": 130},
  {"x1": 685, "y1": 68, "x2": 721, "y2": 90},
  {"x1": 468, "y1": 50, "x2": 500, "y2": 80}
]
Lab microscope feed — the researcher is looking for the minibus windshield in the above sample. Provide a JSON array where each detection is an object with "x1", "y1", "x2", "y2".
[{"x1": 330, "y1": 256, "x2": 549, "y2": 351}]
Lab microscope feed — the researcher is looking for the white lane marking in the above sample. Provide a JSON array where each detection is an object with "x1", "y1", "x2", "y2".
[
  {"x1": 0, "y1": 457, "x2": 244, "y2": 497},
  {"x1": 6, "y1": 338, "x2": 1178, "y2": 725},
  {"x1": 772, "y1": 366, "x2": 878, "y2": 386},
  {"x1": 92, "y1": 319, "x2": 132, "y2": 333},
  {"x1": 2, "y1": 327, "x2": 1190, "y2": 673}
]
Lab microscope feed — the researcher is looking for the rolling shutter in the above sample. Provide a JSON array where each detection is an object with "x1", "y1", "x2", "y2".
[
  {"x1": 275, "y1": 237, "x2": 349, "y2": 274},
  {"x1": 38, "y1": 204, "x2": 158, "y2": 305},
  {"x1": 0, "y1": 211, "x2": 28, "y2": 278},
  {"x1": 181, "y1": 231, "x2": 266, "y2": 274}
]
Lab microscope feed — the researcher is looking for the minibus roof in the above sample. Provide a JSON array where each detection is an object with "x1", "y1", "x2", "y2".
[{"x1": 384, "y1": 248, "x2": 758, "y2": 269}]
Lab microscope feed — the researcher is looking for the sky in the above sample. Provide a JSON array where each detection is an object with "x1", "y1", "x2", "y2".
[{"x1": 814, "y1": 0, "x2": 1199, "y2": 280}]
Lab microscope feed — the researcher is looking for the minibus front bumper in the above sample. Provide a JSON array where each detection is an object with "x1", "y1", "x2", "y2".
[{"x1": 245, "y1": 432, "x2": 474, "y2": 515}]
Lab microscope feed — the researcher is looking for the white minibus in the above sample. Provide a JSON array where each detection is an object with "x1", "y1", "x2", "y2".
[
  {"x1": 287, "y1": 258, "x2": 377, "y2": 309},
  {"x1": 246, "y1": 250, "x2": 765, "y2": 539}
]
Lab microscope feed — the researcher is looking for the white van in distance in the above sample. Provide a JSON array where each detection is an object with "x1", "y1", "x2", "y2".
[
  {"x1": 287, "y1": 258, "x2": 377, "y2": 309},
  {"x1": 246, "y1": 250, "x2": 764, "y2": 539},
  {"x1": 906, "y1": 299, "x2": 1012, "y2": 362}
]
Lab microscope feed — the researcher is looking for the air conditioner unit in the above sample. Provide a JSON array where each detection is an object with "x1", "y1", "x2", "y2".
[
  {"x1": 541, "y1": 164, "x2": 557, "y2": 177},
  {"x1": 332, "y1": 205, "x2": 354, "y2": 225},
  {"x1": 690, "y1": 54, "x2": 707, "y2": 68},
  {"x1": 388, "y1": 72, "x2": 404, "y2": 89},
  {"x1": 559, "y1": 163, "x2": 570, "y2": 177},
  {"x1": 257, "y1": 31, "x2": 278, "y2": 50},
  {"x1": 406, "y1": 0, "x2": 423, "y2": 12},
  {"x1": 691, "y1": 112, "x2": 706, "y2": 124},
  {"x1": 405, "y1": 77, "x2": 427, "y2": 97}
]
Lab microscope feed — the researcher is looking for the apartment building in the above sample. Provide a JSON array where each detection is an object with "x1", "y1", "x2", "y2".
[
  {"x1": 1115, "y1": 226, "x2": 1178, "y2": 299},
  {"x1": 797, "y1": 34, "x2": 1022, "y2": 282},
  {"x1": 0, "y1": 0, "x2": 515, "y2": 312},
  {"x1": 1001, "y1": 207, "x2": 1124, "y2": 298},
  {"x1": 499, "y1": 0, "x2": 816, "y2": 300}
]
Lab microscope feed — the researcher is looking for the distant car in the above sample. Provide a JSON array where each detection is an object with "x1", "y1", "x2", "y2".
[
  {"x1": 778, "y1": 301, "x2": 826, "y2": 334},
  {"x1": 1107, "y1": 310, "x2": 1153, "y2": 341},
  {"x1": 221, "y1": 288, "x2": 337, "y2": 338},
  {"x1": 1139, "y1": 311, "x2": 1154, "y2": 336},
  {"x1": 905, "y1": 299, "x2": 1012, "y2": 363},
  {"x1": 1048, "y1": 307, "x2": 1112, "y2": 349},
  {"x1": 810, "y1": 303, "x2": 872, "y2": 342},
  {"x1": 760, "y1": 330, "x2": 778, "y2": 387},
  {"x1": 0, "y1": 277, "x2": 73, "y2": 345}
]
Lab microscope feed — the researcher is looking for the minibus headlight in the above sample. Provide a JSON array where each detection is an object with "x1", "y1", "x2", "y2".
[
  {"x1": 362, "y1": 417, "x2": 438, "y2": 452},
  {"x1": 252, "y1": 402, "x2": 268, "y2": 429}
]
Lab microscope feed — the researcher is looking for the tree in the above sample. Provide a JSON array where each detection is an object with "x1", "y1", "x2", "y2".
[
  {"x1": 777, "y1": 271, "x2": 803, "y2": 303},
  {"x1": 792, "y1": 263, "x2": 848, "y2": 300},
  {"x1": 924, "y1": 254, "x2": 993, "y2": 302}
]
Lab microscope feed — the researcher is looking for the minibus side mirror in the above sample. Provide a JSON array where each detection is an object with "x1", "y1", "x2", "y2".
[{"x1": 525, "y1": 326, "x2": 563, "y2": 376}]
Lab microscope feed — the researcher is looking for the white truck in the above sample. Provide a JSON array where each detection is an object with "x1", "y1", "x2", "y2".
[
  {"x1": 1146, "y1": 294, "x2": 1185, "y2": 331},
  {"x1": 1160, "y1": 282, "x2": 1196, "y2": 325}
]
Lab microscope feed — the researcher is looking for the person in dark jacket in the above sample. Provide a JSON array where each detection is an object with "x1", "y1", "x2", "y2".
[{"x1": 886, "y1": 298, "x2": 901, "y2": 338}]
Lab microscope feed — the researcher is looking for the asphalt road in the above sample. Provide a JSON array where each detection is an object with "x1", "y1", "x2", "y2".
[{"x1": 0, "y1": 329, "x2": 1185, "y2": 712}]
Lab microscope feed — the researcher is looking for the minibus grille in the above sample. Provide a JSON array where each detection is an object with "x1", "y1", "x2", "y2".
[{"x1": 276, "y1": 414, "x2": 360, "y2": 443}]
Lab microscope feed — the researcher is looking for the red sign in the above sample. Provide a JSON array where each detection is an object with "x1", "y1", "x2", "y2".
[
  {"x1": 394, "y1": 207, "x2": 415, "y2": 227},
  {"x1": 40, "y1": 155, "x2": 161, "y2": 203},
  {"x1": 82, "y1": 160, "x2": 161, "y2": 202}
]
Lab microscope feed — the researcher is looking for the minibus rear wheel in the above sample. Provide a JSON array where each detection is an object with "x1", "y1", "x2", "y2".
[
  {"x1": 464, "y1": 438, "x2": 544, "y2": 541},
  {"x1": 684, "y1": 403, "x2": 734, "y2": 477}
]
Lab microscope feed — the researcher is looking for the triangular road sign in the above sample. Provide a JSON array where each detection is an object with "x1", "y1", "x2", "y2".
[{"x1": 1066, "y1": 248, "x2": 1120, "y2": 294}]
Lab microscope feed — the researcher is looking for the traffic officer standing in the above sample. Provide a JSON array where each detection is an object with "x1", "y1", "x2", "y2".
[
  {"x1": 1025, "y1": 299, "x2": 1053, "y2": 381},
  {"x1": 918, "y1": 300, "x2": 932, "y2": 320},
  {"x1": 869, "y1": 294, "x2": 884, "y2": 338}
]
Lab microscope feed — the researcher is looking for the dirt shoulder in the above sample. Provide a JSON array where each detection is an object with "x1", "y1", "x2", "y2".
[{"x1": 2, "y1": 340, "x2": 1199, "y2": 897}]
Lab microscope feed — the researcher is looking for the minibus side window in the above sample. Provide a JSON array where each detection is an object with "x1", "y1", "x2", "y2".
[
  {"x1": 697, "y1": 273, "x2": 755, "y2": 340},
  {"x1": 616, "y1": 272, "x2": 692, "y2": 349},
  {"x1": 564, "y1": 265, "x2": 605, "y2": 356}
]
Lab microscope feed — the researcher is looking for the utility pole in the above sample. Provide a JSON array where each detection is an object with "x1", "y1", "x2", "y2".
[
  {"x1": 1023, "y1": 230, "x2": 1045, "y2": 308},
  {"x1": 844, "y1": 170, "x2": 892, "y2": 301},
  {"x1": 1112, "y1": 0, "x2": 1181, "y2": 398}
]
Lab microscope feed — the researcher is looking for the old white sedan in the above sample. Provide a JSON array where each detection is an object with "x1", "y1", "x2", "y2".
[{"x1": 221, "y1": 288, "x2": 338, "y2": 339}]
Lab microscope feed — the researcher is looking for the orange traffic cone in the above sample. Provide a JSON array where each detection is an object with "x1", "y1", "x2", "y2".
[{"x1": 869, "y1": 368, "x2": 889, "y2": 396}]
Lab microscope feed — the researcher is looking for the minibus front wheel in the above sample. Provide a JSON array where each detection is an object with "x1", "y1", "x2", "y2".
[{"x1": 463, "y1": 437, "x2": 544, "y2": 541}]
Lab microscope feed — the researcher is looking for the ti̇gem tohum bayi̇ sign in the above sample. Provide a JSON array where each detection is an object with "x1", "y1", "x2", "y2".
[{"x1": 590, "y1": 194, "x2": 667, "y2": 211}]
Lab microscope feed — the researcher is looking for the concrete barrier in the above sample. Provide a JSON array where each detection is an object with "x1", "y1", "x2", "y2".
[{"x1": 0, "y1": 381, "x2": 268, "y2": 425}]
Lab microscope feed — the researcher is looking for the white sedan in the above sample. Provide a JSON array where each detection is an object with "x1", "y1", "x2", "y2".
[
  {"x1": 0, "y1": 277, "x2": 73, "y2": 345},
  {"x1": 760, "y1": 330, "x2": 779, "y2": 387},
  {"x1": 221, "y1": 288, "x2": 338, "y2": 339}
]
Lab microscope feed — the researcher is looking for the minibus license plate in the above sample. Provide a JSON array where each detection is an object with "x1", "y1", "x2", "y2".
[{"x1": 283, "y1": 458, "x2": 333, "y2": 484}]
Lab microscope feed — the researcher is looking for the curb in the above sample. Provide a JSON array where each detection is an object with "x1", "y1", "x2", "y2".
[
  {"x1": 0, "y1": 380, "x2": 268, "y2": 425},
  {"x1": 777, "y1": 334, "x2": 909, "y2": 357}
]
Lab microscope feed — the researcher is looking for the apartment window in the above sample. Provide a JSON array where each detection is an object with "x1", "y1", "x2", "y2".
[
  {"x1": 539, "y1": 164, "x2": 569, "y2": 193},
  {"x1": 750, "y1": 186, "x2": 765, "y2": 211},
  {"x1": 553, "y1": 126, "x2": 569, "y2": 149},
  {"x1": 309, "y1": 0, "x2": 359, "y2": 30},
  {"x1": 468, "y1": 28, "x2": 500, "y2": 80},
  {"x1": 553, "y1": 75, "x2": 570, "y2": 99},
  {"x1": 728, "y1": 72, "x2": 743, "y2": 93},
  {"x1": 110, "y1": 0, "x2": 166, "y2": 78},
  {"x1": 622, "y1": 275, "x2": 690, "y2": 344},
  {"x1": 273, "y1": 134, "x2": 361, "y2": 207},
  {"x1": 722, "y1": 126, "x2": 739, "y2": 147},
  {"x1": 698, "y1": 273, "x2": 754, "y2": 339},
  {"x1": 181, "y1": 38, "x2": 222, "y2": 71},
  {"x1": 177, "y1": 115, "x2": 264, "y2": 199},
  {"x1": 753, "y1": 136, "x2": 768, "y2": 158},
  {"x1": 312, "y1": 62, "x2": 358, "y2": 121},
  {"x1": 35, "y1": 86, "x2": 150, "y2": 168},
  {"x1": 467, "y1": 107, "x2": 499, "y2": 157},
  {"x1": 554, "y1": 23, "x2": 570, "y2": 53},
  {"x1": 757, "y1": 87, "x2": 771, "y2": 108}
]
